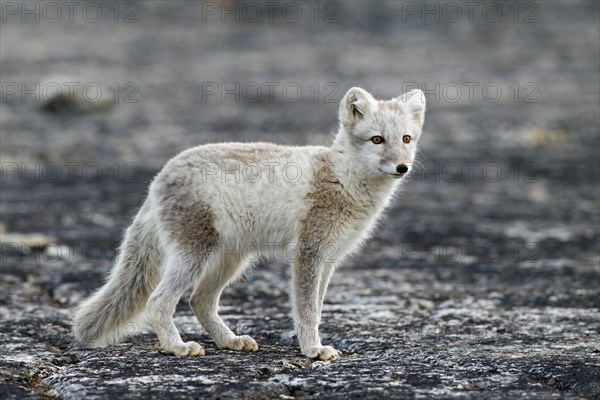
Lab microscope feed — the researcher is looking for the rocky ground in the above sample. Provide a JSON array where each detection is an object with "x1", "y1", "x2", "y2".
[{"x1": 1, "y1": 1, "x2": 599, "y2": 399}]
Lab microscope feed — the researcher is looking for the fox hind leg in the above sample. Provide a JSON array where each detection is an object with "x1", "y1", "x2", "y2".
[
  {"x1": 146, "y1": 252, "x2": 206, "y2": 356},
  {"x1": 190, "y1": 253, "x2": 258, "y2": 352}
]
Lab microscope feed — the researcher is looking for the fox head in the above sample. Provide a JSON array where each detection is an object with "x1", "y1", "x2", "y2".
[{"x1": 337, "y1": 87, "x2": 426, "y2": 179}]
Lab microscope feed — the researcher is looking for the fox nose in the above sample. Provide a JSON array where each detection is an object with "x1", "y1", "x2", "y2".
[{"x1": 396, "y1": 164, "x2": 409, "y2": 174}]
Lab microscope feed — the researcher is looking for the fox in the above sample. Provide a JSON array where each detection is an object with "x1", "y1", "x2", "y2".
[{"x1": 73, "y1": 87, "x2": 426, "y2": 361}]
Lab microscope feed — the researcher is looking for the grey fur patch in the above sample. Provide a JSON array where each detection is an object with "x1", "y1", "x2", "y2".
[
  {"x1": 154, "y1": 171, "x2": 219, "y2": 255},
  {"x1": 297, "y1": 154, "x2": 361, "y2": 265}
]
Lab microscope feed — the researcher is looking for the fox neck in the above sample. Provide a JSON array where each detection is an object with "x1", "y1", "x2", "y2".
[{"x1": 329, "y1": 132, "x2": 401, "y2": 206}]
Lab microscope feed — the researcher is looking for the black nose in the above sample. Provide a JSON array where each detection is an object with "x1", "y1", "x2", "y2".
[{"x1": 396, "y1": 164, "x2": 409, "y2": 174}]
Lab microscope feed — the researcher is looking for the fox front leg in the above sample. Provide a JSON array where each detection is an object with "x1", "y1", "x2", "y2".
[{"x1": 292, "y1": 252, "x2": 341, "y2": 361}]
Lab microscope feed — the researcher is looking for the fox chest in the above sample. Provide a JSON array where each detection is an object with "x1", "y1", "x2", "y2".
[{"x1": 299, "y1": 189, "x2": 386, "y2": 250}]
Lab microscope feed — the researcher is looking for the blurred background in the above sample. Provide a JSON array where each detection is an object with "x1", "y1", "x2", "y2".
[{"x1": 1, "y1": 1, "x2": 599, "y2": 398}]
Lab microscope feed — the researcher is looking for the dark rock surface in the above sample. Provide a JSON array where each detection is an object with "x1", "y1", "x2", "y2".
[{"x1": 1, "y1": 1, "x2": 599, "y2": 399}]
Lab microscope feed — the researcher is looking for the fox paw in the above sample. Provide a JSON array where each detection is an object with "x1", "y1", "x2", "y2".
[
  {"x1": 219, "y1": 335, "x2": 258, "y2": 352},
  {"x1": 304, "y1": 345, "x2": 341, "y2": 361},
  {"x1": 166, "y1": 341, "x2": 205, "y2": 356}
]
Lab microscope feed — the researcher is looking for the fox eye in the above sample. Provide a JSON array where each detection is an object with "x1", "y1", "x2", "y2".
[
  {"x1": 371, "y1": 136, "x2": 385, "y2": 144},
  {"x1": 402, "y1": 135, "x2": 411, "y2": 144}
]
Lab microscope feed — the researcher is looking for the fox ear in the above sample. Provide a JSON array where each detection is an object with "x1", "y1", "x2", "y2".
[
  {"x1": 396, "y1": 89, "x2": 426, "y2": 127},
  {"x1": 339, "y1": 87, "x2": 376, "y2": 129}
]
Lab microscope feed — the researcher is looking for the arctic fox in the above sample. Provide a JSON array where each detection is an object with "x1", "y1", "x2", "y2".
[{"x1": 74, "y1": 87, "x2": 426, "y2": 361}]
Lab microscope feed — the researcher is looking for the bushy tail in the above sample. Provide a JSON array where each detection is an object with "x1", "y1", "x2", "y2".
[{"x1": 74, "y1": 208, "x2": 162, "y2": 347}]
